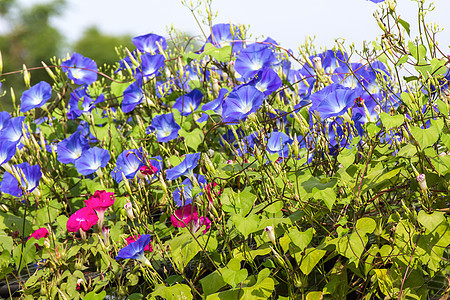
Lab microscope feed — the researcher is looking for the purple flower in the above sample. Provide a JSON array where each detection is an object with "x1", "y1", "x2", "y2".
[
  {"x1": 148, "y1": 113, "x2": 181, "y2": 143},
  {"x1": 0, "y1": 116, "x2": 26, "y2": 145},
  {"x1": 310, "y1": 84, "x2": 361, "y2": 119},
  {"x1": 1, "y1": 162, "x2": 42, "y2": 197},
  {"x1": 140, "y1": 54, "x2": 165, "y2": 77},
  {"x1": 20, "y1": 81, "x2": 52, "y2": 113},
  {"x1": 67, "y1": 86, "x2": 105, "y2": 119},
  {"x1": 61, "y1": 53, "x2": 98, "y2": 85},
  {"x1": 57, "y1": 131, "x2": 90, "y2": 164},
  {"x1": 132, "y1": 33, "x2": 167, "y2": 54},
  {"x1": 116, "y1": 234, "x2": 152, "y2": 266},
  {"x1": 221, "y1": 85, "x2": 265, "y2": 123},
  {"x1": 0, "y1": 111, "x2": 11, "y2": 133},
  {"x1": 173, "y1": 89, "x2": 203, "y2": 116},
  {"x1": 266, "y1": 131, "x2": 293, "y2": 158},
  {"x1": 173, "y1": 175, "x2": 208, "y2": 207},
  {"x1": 166, "y1": 153, "x2": 200, "y2": 181},
  {"x1": 111, "y1": 148, "x2": 145, "y2": 183},
  {"x1": 75, "y1": 147, "x2": 110, "y2": 176},
  {"x1": 234, "y1": 43, "x2": 276, "y2": 78},
  {"x1": 202, "y1": 88, "x2": 228, "y2": 115},
  {"x1": 0, "y1": 140, "x2": 16, "y2": 166},
  {"x1": 204, "y1": 23, "x2": 244, "y2": 54},
  {"x1": 122, "y1": 82, "x2": 144, "y2": 113},
  {"x1": 248, "y1": 68, "x2": 282, "y2": 96}
]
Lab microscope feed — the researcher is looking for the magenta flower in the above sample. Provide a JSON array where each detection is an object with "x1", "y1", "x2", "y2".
[
  {"x1": 67, "y1": 207, "x2": 99, "y2": 239},
  {"x1": 84, "y1": 190, "x2": 115, "y2": 229},
  {"x1": 125, "y1": 234, "x2": 153, "y2": 252},
  {"x1": 171, "y1": 204, "x2": 211, "y2": 234},
  {"x1": 171, "y1": 204, "x2": 198, "y2": 228},
  {"x1": 28, "y1": 227, "x2": 50, "y2": 248},
  {"x1": 28, "y1": 228, "x2": 49, "y2": 240}
]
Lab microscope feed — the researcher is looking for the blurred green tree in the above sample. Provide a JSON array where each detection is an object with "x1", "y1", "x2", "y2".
[
  {"x1": 73, "y1": 26, "x2": 134, "y2": 72},
  {"x1": 0, "y1": 0, "x2": 66, "y2": 111}
]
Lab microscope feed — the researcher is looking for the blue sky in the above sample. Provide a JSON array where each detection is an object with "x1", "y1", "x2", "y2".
[{"x1": 16, "y1": 0, "x2": 450, "y2": 56}]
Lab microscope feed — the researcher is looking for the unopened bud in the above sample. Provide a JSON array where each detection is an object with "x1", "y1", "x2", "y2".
[
  {"x1": 265, "y1": 226, "x2": 275, "y2": 245},
  {"x1": 417, "y1": 174, "x2": 427, "y2": 192},
  {"x1": 312, "y1": 57, "x2": 323, "y2": 74},
  {"x1": 121, "y1": 173, "x2": 133, "y2": 195},
  {"x1": 23, "y1": 64, "x2": 31, "y2": 88},
  {"x1": 124, "y1": 202, "x2": 135, "y2": 220},
  {"x1": 42, "y1": 61, "x2": 56, "y2": 82}
]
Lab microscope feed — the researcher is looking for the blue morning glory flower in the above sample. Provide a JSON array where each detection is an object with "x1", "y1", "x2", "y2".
[
  {"x1": 166, "y1": 153, "x2": 200, "y2": 181},
  {"x1": 173, "y1": 89, "x2": 203, "y2": 116},
  {"x1": 148, "y1": 113, "x2": 181, "y2": 143},
  {"x1": 116, "y1": 234, "x2": 152, "y2": 266},
  {"x1": 266, "y1": 131, "x2": 293, "y2": 158},
  {"x1": 122, "y1": 82, "x2": 144, "y2": 113},
  {"x1": 140, "y1": 54, "x2": 165, "y2": 77},
  {"x1": 0, "y1": 140, "x2": 16, "y2": 166},
  {"x1": 367, "y1": 0, "x2": 385, "y2": 3},
  {"x1": 202, "y1": 88, "x2": 228, "y2": 115},
  {"x1": 234, "y1": 43, "x2": 276, "y2": 79},
  {"x1": 0, "y1": 111, "x2": 11, "y2": 133},
  {"x1": 248, "y1": 68, "x2": 282, "y2": 96},
  {"x1": 300, "y1": 50, "x2": 348, "y2": 86},
  {"x1": 221, "y1": 85, "x2": 265, "y2": 123},
  {"x1": 67, "y1": 86, "x2": 105, "y2": 119},
  {"x1": 61, "y1": 52, "x2": 98, "y2": 85},
  {"x1": 1, "y1": 162, "x2": 42, "y2": 197},
  {"x1": 75, "y1": 147, "x2": 110, "y2": 176},
  {"x1": 204, "y1": 23, "x2": 244, "y2": 54},
  {"x1": 111, "y1": 148, "x2": 145, "y2": 183},
  {"x1": 0, "y1": 116, "x2": 25, "y2": 145},
  {"x1": 57, "y1": 131, "x2": 90, "y2": 164},
  {"x1": 132, "y1": 33, "x2": 167, "y2": 54},
  {"x1": 20, "y1": 81, "x2": 52, "y2": 113},
  {"x1": 310, "y1": 84, "x2": 361, "y2": 120},
  {"x1": 173, "y1": 174, "x2": 207, "y2": 207}
]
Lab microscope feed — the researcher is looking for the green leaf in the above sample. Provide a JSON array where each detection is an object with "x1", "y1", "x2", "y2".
[
  {"x1": 288, "y1": 228, "x2": 313, "y2": 251},
  {"x1": 313, "y1": 187, "x2": 336, "y2": 210},
  {"x1": 410, "y1": 125, "x2": 439, "y2": 149},
  {"x1": 238, "y1": 188, "x2": 257, "y2": 216},
  {"x1": 355, "y1": 217, "x2": 376, "y2": 235},
  {"x1": 200, "y1": 43, "x2": 232, "y2": 62},
  {"x1": 337, "y1": 146, "x2": 357, "y2": 169},
  {"x1": 430, "y1": 58, "x2": 447, "y2": 76},
  {"x1": 437, "y1": 99, "x2": 449, "y2": 116},
  {"x1": 398, "y1": 18, "x2": 410, "y2": 36},
  {"x1": 418, "y1": 210, "x2": 445, "y2": 232},
  {"x1": 379, "y1": 112, "x2": 404, "y2": 129},
  {"x1": 306, "y1": 292, "x2": 324, "y2": 300},
  {"x1": 200, "y1": 271, "x2": 227, "y2": 296},
  {"x1": 396, "y1": 54, "x2": 409, "y2": 66},
  {"x1": 0, "y1": 230, "x2": 13, "y2": 253},
  {"x1": 430, "y1": 155, "x2": 450, "y2": 175},
  {"x1": 222, "y1": 268, "x2": 248, "y2": 288},
  {"x1": 397, "y1": 144, "x2": 417, "y2": 158},
  {"x1": 232, "y1": 214, "x2": 260, "y2": 238},
  {"x1": 299, "y1": 248, "x2": 326, "y2": 275},
  {"x1": 179, "y1": 128, "x2": 204, "y2": 151},
  {"x1": 152, "y1": 284, "x2": 193, "y2": 300},
  {"x1": 84, "y1": 290, "x2": 107, "y2": 300}
]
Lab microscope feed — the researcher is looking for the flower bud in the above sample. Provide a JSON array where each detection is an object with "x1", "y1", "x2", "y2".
[
  {"x1": 121, "y1": 173, "x2": 133, "y2": 195},
  {"x1": 417, "y1": 174, "x2": 427, "y2": 192},
  {"x1": 124, "y1": 202, "x2": 135, "y2": 221},
  {"x1": 23, "y1": 64, "x2": 31, "y2": 89},
  {"x1": 264, "y1": 226, "x2": 276, "y2": 245}
]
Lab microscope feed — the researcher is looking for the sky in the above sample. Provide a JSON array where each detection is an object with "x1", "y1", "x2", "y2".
[{"x1": 14, "y1": 0, "x2": 450, "y2": 58}]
